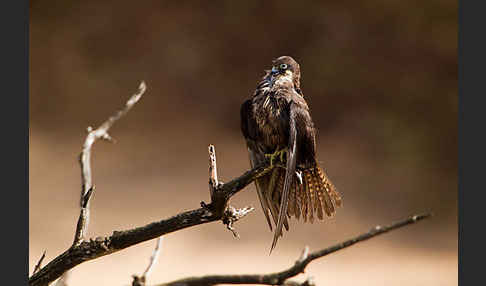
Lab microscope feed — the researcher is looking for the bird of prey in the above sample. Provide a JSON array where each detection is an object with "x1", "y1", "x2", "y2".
[{"x1": 240, "y1": 56, "x2": 342, "y2": 252}]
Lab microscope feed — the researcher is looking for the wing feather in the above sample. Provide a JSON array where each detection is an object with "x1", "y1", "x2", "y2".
[
  {"x1": 241, "y1": 99, "x2": 274, "y2": 231},
  {"x1": 270, "y1": 102, "x2": 298, "y2": 252}
]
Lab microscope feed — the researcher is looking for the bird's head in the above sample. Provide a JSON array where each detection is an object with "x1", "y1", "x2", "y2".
[{"x1": 268, "y1": 56, "x2": 301, "y2": 90}]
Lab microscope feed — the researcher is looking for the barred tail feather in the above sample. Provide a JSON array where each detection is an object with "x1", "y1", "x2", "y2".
[
  {"x1": 305, "y1": 171, "x2": 316, "y2": 223},
  {"x1": 300, "y1": 166, "x2": 342, "y2": 221},
  {"x1": 294, "y1": 181, "x2": 302, "y2": 220},
  {"x1": 315, "y1": 173, "x2": 324, "y2": 220},
  {"x1": 302, "y1": 177, "x2": 310, "y2": 222},
  {"x1": 287, "y1": 180, "x2": 296, "y2": 217},
  {"x1": 316, "y1": 166, "x2": 342, "y2": 209},
  {"x1": 260, "y1": 164, "x2": 341, "y2": 240}
]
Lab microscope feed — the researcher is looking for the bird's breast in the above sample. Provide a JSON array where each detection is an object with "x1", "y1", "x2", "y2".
[{"x1": 252, "y1": 91, "x2": 289, "y2": 150}]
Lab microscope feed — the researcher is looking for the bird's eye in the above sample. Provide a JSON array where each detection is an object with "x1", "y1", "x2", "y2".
[{"x1": 279, "y1": 63, "x2": 288, "y2": 70}]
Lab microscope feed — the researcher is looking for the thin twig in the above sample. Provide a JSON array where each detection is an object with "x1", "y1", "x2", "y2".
[
  {"x1": 79, "y1": 81, "x2": 147, "y2": 204},
  {"x1": 143, "y1": 237, "x2": 163, "y2": 278},
  {"x1": 297, "y1": 246, "x2": 309, "y2": 263},
  {"x1": 154, "y1": 213, "x2": 432, "y2": 286},
  {"x1": 33, "y1": 250, "x2": 46, "y2": 275},
  {"x1": 208, "y1": 145, "x2": 219, "y2": 196},
  {"x1": 132, "y1": 237, "x2": 163, "y2": 286},
  {"x1": 73, "y1": 81, "x2": 146, "y2": 247}
]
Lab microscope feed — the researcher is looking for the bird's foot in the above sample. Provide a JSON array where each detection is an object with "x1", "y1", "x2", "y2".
[{"x1": 265, "y1": 148, "x2": 288, "y2": 167}]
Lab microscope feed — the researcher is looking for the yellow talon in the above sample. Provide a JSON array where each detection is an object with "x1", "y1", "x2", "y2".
[{"x1": 265, "y1": 147, "x2": 288, "y2": 167}]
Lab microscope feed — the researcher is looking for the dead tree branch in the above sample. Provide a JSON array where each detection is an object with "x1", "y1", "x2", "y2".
[
  {"x1": 28, "y1": 82, "x2": 273, "y2": 286},
  {"x1": 154, "y1": 213, "x2": 431, "y2": 286},
  {"x1": 143, "y1": 237, "x2": 163, "y2": 279},
  {"x1": 29, "y1": 156, "x2": 270, "y2": 286},
  {"x1": 29, "y1": 81, "x2": 148, "y2": 286},
  {"x1": 74, "y1": 80, "x2": 146, "y2": 246},
  {"x1": 78, "y1": 81, "x2": 146, "y2": 205}
]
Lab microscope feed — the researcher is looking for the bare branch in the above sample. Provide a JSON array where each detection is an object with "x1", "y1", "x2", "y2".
[
  {"x1": 132, "y1": 237, "x2": 163, "y2": 286},
  {"x1": 32, "y1": 250, "x2": 46, "y2": 275},
  {"x1": 143, "y1": 237, "x2": 163, "y2": 278},
  {"x1": 74, "y1": 81, "x2": 146, "y2": 246},
  {"x1": 154, "y1": 213, "x2": 431, "y2": 286},
  {"x1": 79, "y1": 80, "x2": 146, "y2": 202},
  {"x1": 29, "y1": 81, "x2": 148, "y2": 286}
]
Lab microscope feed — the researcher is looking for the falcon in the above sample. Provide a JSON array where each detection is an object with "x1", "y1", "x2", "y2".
[{"x1": 240, "y1": 56, "x2": 342, "y2": 252}]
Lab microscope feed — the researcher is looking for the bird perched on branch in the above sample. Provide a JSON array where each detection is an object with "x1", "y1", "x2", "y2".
[{"x1": 240, "y1": 56, "x2": 342, "y2": 252}]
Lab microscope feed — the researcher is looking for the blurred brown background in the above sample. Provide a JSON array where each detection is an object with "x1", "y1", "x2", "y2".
[{"x1": 29, "y1": 1, "x2": 457, "y2": 285}]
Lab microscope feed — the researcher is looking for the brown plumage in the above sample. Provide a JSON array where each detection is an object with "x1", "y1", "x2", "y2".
[{"x1": 240, "y1": 56, "x2": 342, "y2": 252}]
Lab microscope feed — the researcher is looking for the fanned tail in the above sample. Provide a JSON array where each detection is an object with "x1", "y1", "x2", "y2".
[
  {"x1": 300, "y1": 165, "x2": 342, "y2": 222},
  {"x1": 256, "y1": 165, "x2": 342, "y2": 243}
]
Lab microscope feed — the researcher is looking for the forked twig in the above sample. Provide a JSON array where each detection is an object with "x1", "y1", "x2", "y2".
[
  {"x1": 207, "y1": 144, "x2": 256, "y2": 237},
  {"x1": 79, "y1": 81, "x2": 147, "y2": 203},
  {"x1": 74, "y1": 81, "x2": 147, "y2": 246},
  {"x1": 30, "y1": 81, "x2": 148, "y2": 286}
]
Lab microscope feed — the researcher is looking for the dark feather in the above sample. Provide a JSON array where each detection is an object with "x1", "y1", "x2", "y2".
[
  {"x1": 267, "y1": 168, "x2": 281, "y2": 227},
  {"x1": 271, "y1": 102, "x2": 298, "y2": 252}
]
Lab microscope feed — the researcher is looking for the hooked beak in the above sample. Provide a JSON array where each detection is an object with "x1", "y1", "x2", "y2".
[{"x1": 271, "y1": 66, "x2": 280, "y2": 76}]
